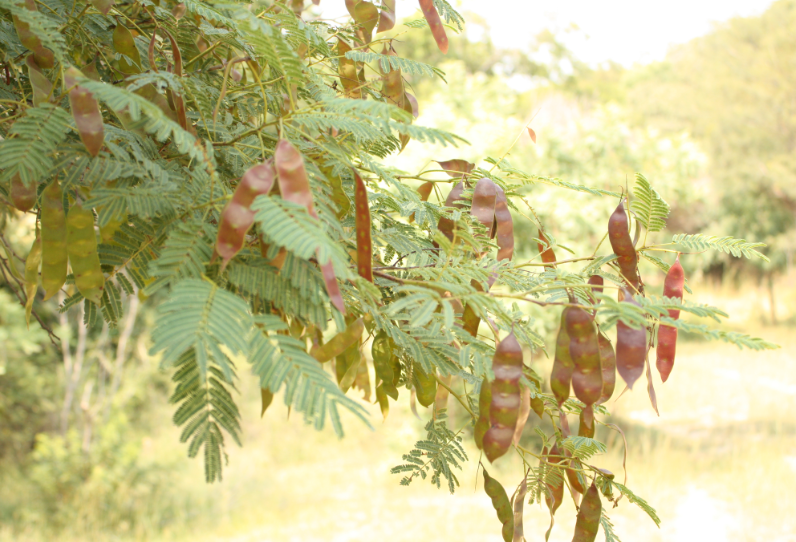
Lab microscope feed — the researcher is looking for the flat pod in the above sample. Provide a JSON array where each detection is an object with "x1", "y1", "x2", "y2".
[
  {"x1": 543, "y1": 444, "x2": 565, "y2": 515},
  {"x1": 13, "y1": 0, "x2": 54, "y2": 68},
  {"x1": 435, "y1": 159, "x2": 474, "y2": 177},
  {"x1": 607, "y1": 201, "x2": 639, "y2": 290},
  {"x1": 482, "y1": 469, "x2": 514, "y2": 542},
  {"x1": 66, "y1": 204, "x2": 105, "y2": 305},
  {"x1": 40, "y1": 181, "x2": 67, "y2": 300},
  {"x1": 615, "y1": 289, "x2": 646, "y2": 389},
  {"x1": 311, "y1": 318, "x2": 364, "y2": 363},
  {"x1": 371, "y1": 331, "x2": 398, "y2": 398},
  {"x1": 537, "y1": 229, "x2": 557, "y2": 267},
  {"x1": 408, "y1": 181, "x2": 433, "y2": 224},
  {"x1": 337, "y1": 39, "x2": 361, "y2": 99},
  {"x1": 216, "y1": 161, "x2": 276, "y2": 270},
  {"x1": 352, "y1": 1, "x2": 379, "y2": 44},
  {"x1": 470, "y1": 177, "x2": 497, "y2": 235},
  {"x1": 436, "y1": 181, "x2": 465, "y2": 243},
  {"x1": 596, "y1": 332, "x2": 616, "y2": 404},
  {"x1": 484, "y1": 333, "x2": 523, "y2": 462},
  {"x1": 493, "y1": 186, "x2": 514, "y2": 261},
  {"x1": 657, "y1": 256, "x2": 685, "y2": 382},
  {"x1": 275, "y1": 139, "x2": 345, "y2": 314},
  {"x1": 24, "y1": 234, "x2": 41, "y2": 328},
  {"x1": 566, "y1": 307, "x2": 603, "y2": 408},
  {"x1": 113, "y1": 23, "x2": 142, "y2": 74},
  {"x1": 512, "y1": 386, "x2": 531, "y2": 445},
  {"x1": 473, "y1": 376, "x2": 491, "y2": 449},
  {"x1": 376, "y1": 0, "x2": 395, "y2": 32},
  {"x1": 26, "y1": 55, "x2": 52, "y2": 107},
  {"x1": 551, "y1": 308, "x2": 573, "y2": 405},
  {"x1": 572, "y1": 482, "x2": 602, "y2": 542},
  {"x1": 64, "y1": 67, "x2": 104, "y2": 158},
  {"x1": 587, "y1": 274, "x2": 604, "y2": 305},
  {"x1": 353, "y1": 172, "x2": 373, "y2": 282},
  {"x1": 412, "y1": 362, "x2": 437, "y2": 407},
  {"x1": 10, "y1": 174, "x2": 36, "y2": 212},
  {"x1": 380, "y1": 44, "x2": 404, "y2": 108},
  {"x1": 418, "y1": 0, "x2": 448, "y2": 54},
  {"x1": 512, "y1": 476, "x2": 527, "y2": 542},
  {"x1": 462, "y1": 279, "x2": 484, "y2": 337}
]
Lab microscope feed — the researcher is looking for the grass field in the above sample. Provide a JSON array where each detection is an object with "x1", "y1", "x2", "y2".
[{"x1": 3, "y1": 285, "x2": 795, "y2": 542}]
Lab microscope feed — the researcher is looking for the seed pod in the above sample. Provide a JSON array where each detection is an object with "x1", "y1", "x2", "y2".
[
  {"x1": 404, "y1": 91, "x2": 419, "y2": 118},
  {"x1": 419, "y1": 0, "x2": 448, "y2": 54},
  {"x1": 551, "y1": 308, "x2": 573, "y2": 406},
  {"x1": 13, "y1": 0, "x2": 54, "y2": 68},
  {"x1": 616, "y1": 288, "x2": 646, "y2": 389},
  {"x1": 656, "y1": 256, "x2": 685, "y2": 382},
  {"x1": 567, "y1": 307, "x2": 603, "y2": 416},
  {"x1": 572, "y1": 481, "x2": 602, "y2": 542},
  {"x1": 412, "y1": 361, "x2": 437, "y2": 407},
  {"x1": 578, "y1": 408, "x2": 595, "y2": 439},
  {"x1": 40, "y1": 181, "x2": 67, "y2": 301},
  {"x1": 113, "y1": 23, "x2": 142, "y2": 74},
  {"x1": 542, "y1": 444, "x2": 565, "y2": 515},
  {"x1": 353, "y1": 1, "x2": 379, "y2": 44},
  {"x1": 376, "y1": 0, "x2": 395, "y2": 32},
  {"x1": 337, "y1": 39, "x2": 361, "y2": 99},
  {"x1": 371, "y1": 331, "x2": 398, "y2": 399},
  {"x1": 25, "y1": 55, "x2": 52, "y2": 107},
  {"x1": 537, "y1": 228, "x2": 557, "y2": 267},
  {"x1": 587, "y1": 274, "x2": 604, "y2": 305},
  {"x1": 376, "y1": 383, "x2": 390, "y2": 420},
  {"x1": 275, "y1": 139, "x2": 345, "y2": 314},
  {"x1": 471, "y1": 177, "x2": 497, "y2": 236},
  {"x1": 380, "y1": 44, "x2": 404, "y2": 108},
  {"x1": 473, "y1": 376, "x2": 491, "y2": 449},
  {"x1": 482, "y1": 469, "x2": 514, "y2": 542},
  {"x1": 216, "y1": 161, "x2": 276, "y2": 271},
  {"x1": 310, "y1": 317, "x2": 364, "y2": 363},
  {"x1": 565, "y1": 450, "x2": 586, "y2": 495},
  {"x1": 260, "y1": 388, "x2": 273, "y2": 416},
  {"x1": 494, "y1": 186, "x2": 514, "y2": 261},
  {"x1": 353, "y1": 172, "x2": 373, "y2": 283},
  {"x1": 89, "y1": 0, "x2": 113, "y2": 15},
  {"x1": 408, "y1": 181, "x2": 433, "y2": 224},
  {"x1": 64, "y1": 67, "x2": 104, "y2": 158},
  {"x1": 531, "y1": 394, "x2": 544, "y2": 419},
  {"x1": 512, "y1": 475, "x2": 527, "y2": 542},
  {"x1": 66, "y1": 204, "x2": 105, "y2": 305},
  {"x1": 461, "y1": 281, "x2": 483, "y2": 338},
  {"x1": 436, "y1": 181, "x2": 465, "y2": 243},
  {"x1": 483, "y1": 333, "x2": 523, "y2": 463},
  {"x1": 24, "y1": 233, "x2": 41, "y2": 328},
  {"x1": 608, "y1": 200, "x2": 639, "y2": 290},
  {"x1": 436, "y1": 159, "x2": 474, "y2": 177},
  {"x1": 512, "y1": 386, "x2": 531, "y2": 445},
  {"x1": 10, "y1": 174, "x2": 36, "y2": 213},
  {"x1": 336, "y1": 340, "x2": 362, "y2": 393},
  {"x1": 596, "y1": 332, "x2": 616, "y2": 405}
]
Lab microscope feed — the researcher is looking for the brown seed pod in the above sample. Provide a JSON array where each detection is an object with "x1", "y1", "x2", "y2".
[
  {"x1": 216, "y1": 160, "x2": 276, "y2": 271},
  {"x1": 275, "y1": 139, "x2": 345, "y2": 314},
  {"x1": 566, "y1": 307, "x2": 603, "y2": 420},
  {"x1": 512, "y1": 386, "x2": 531, "y2": 445},
  {"x1": 483, "y1": 333, "x2": 523, "y2": 463},
  {"x1": 470, "y1": 177, "x2": 497, "y2": 236},
  {"x1": 578, "y1": 408, "x2": 595, "y2": 439},
  {"x1": 608, "y1": 200, "x2": 639, "y2": 290},
  {"x1": 380, "y1": 43, "x2": 404, "y2": 109},
  {"x1": 462, "y1": 279, "x2": 484, "y2": 338},
  {"x1": 587, "y1": 274, "x2": 604, "y2": 305},
  {"x1": 10, "y1": 174, "x2": 36, "y2": 213},
  {"x1": 512, "y1": 475, "x2": 527, "y2": 542},
  {"x1": 550, "y1": 308, "x2": 573, "y2": 406},
  {"x1": 435, "y1": 159, "x2": 474, "y2": 177},
  {"x1": 572, "y1": 481, "x2": 602, "y2": 542},
  {"x1": 537, "y1": 228, "x2": 557, "y2": 267},
  {"x1": 408, "y1": 181, "x2": 433, "y2": 224},
  {"x1": 616, "y1": 288, "x2": 646, "y2": 389},
  {"x1": 25, "y1": 55, "x2": 52, "y2": 107},
  {"x1": 542, "y1": 444, "x2": 565, "y2": 516},
  {"x1": 565, "y1": 451, "x2": 586, "y2": 495},
  {"x1": 596, "y1": 331, "x2": 616, "y2": 405},
  {"x1": 376, "y1": 0, "x2": 395, "y2": 33},
  {"x1": 64, "y1": 67, "x2": 104, "y2": 157},
  {"x1": 418, "y1": 0, "x2": 448, "y2": 54},
  {"x1": 656, "y1": 256, "x2": 685, "y2": 382},
  {"x1": 12, "y1": 0, "x2": 54, "y2": 68},
  {"x1": 436, "y1": 181, "x2": 465, "y2": 243},
  {"x1": 482, "y1": 469, "x2": 514, "y2": 542},
  {"x1": 337, "y1": 39, "x2": 362, "y2": 99},
  {"x1": 493, "y1": 186, "x2": 514, "y2": 261},
  {"x1": 353, "y1": 172, "x2": 373, "y2": 283}
]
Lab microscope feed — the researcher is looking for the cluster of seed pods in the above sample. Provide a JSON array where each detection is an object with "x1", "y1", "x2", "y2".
[{"x1": 482, "y1": 469, "x2": 514, "y2": 542}]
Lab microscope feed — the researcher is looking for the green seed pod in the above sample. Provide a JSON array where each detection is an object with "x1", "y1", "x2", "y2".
[
  {"x1": 572, "y1": 481, "x2": 602, "y2": 542},
  {"x1": 311, "y1": 318, "x2": 365, "y2": 363},
  {"x1": 40, "y1": 181, "x2": 67, "y2": 300},
  {"x1": 66, "y1": 204, "x2": 105, "y2": 305},
  {"x1": 531, "y1": 394, "x2": 545, "y2": 419},
  {"x1": 24, "y1": 233, "x2": 41, "y2": 328},
  {"x1": 473, "y1": 376, "x2": 492, "y2": 450},
  {"x1": 25, "y1": 55, "x2": 52, "y2": 107},
  {"x1": 64, "y1": 67, "x2": 104, "y2": 158},
  {"x1": 551, "y1": 308, "x2": 573, "y2": 406},
  {"x1": 578, "y1": 408, "x2": 595, "y2": 439},
  {"x1": 337, "y1": 39, "x2": 361, "y2": 99},
  {"x1": 113, "y1": 23, "x2": 142, "y2": 74},
  {"x1": 482, "y1": 469, "x2": 514, "y2": 542},
  {"x1": 412, "y1": 362, "x2": 437, "y2": 407},
  {"x1": 483, "y1": 333, "x2": 523, "y2": 463}
]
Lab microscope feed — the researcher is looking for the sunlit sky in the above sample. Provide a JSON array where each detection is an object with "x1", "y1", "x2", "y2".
[{"x1": 319, "y1": 0, "x2": 776, "y2": 66}]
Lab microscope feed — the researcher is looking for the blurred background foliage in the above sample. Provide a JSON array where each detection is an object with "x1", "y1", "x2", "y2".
[{"x1": 1, "y1": 1, "x2": 795, "y2": 540}]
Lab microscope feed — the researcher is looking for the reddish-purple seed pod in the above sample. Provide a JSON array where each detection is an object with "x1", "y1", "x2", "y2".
[
  {"x1": 656, "y1": 256, "x2": 685, "y2": 382},
  {"x1": 616, "y1": 288, "x2": 646, "y2": 389},
  {"x1": 551, "y1": 308, "x2": 573, "y2": 406},
  {"x1": 608, "y1": 200, "x2": 639, "y2": 290},
  {"x1": 566, "y1": 307, "x2": 603, "y2": 410},
  {"x1": 596, "y1": 332, "x2": 616, "y2": 404},
  {"x1": 418, "y1": 0, "x2": 448, "y2": 54},
  {"x1": 483, "y1": 333, "x2": 523, "y2": 463}
]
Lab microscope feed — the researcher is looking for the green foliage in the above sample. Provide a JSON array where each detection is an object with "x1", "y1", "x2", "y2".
[
  {"x1": 671, "y1": 233, "x2": 769, "y2": 262},
  {"x1": 631, "y1": 173, "x2": 669, "y2": 233},
  {"x1": 390, "y1": 412, "x2": 467, "y2": 494}
]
